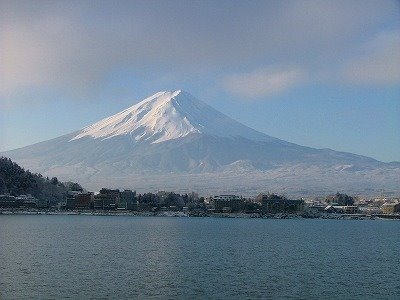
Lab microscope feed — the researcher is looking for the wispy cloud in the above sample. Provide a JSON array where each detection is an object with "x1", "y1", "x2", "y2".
[
  {"x1": 342, "y1": 30, "x2": 400, "y2": 85},
  {"x1": 222, "y1": 67, "x2": 307, "y2": 99},
  {"x1": 0, "y1": 0, "x2": 399, "y2": 103}
]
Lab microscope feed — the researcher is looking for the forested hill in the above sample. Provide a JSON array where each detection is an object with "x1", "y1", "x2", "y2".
[{"x1": 0, "y1": 156, "x2": 83, "y2": 202}]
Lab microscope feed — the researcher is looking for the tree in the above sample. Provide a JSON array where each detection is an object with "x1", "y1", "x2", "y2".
[
  {"x1": 64, "y1": 182, "x2": 83, "y2": 191},
  {"x1": 326, "y1": 192, "x2": 354, "y2": 206},
  {"x1": 0, "y1": 176, "x2": 6, "y2": 193},
  {"x1": 0, "y1": 156, "x2": 86, "y2": 203}
]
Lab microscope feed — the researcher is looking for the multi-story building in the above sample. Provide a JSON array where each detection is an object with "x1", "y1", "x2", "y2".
[
  {"x1": 65, "y1": 195, "x2": 76, "y2": 210},
  {"x1": 93, "y1": 194, "x2": 104, "y2": 210},
  {"x1": 211, "y1": 195, "x2": 243, "y2": 212},
  {"x1": 75, "y1": 192, "x2": 93, "y2": 209},
  {"x1": 120, "y1": 190, "x2": 137, "y2": 210},
  {"x1": 94, "y1": 189, "x2": 120, "y2": 210},
  {"x1": 64, "y1": 191, "x2": 82, "y2": 210}
]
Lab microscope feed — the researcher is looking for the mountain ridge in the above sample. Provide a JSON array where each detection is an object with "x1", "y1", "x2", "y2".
[{"x1": 2, "y1": 90, "x2": 399, "y2": 196}]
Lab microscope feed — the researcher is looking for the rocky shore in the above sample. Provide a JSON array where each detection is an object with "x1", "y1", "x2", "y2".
[{"x1": 1, "y1": 209, "x2": 399, "y2": 220}]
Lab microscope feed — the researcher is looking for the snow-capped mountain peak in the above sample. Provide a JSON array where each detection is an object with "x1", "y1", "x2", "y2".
[
  {"x1": 71, "y1": 90, "x2": 269, "y2": 143},
  {"x1": 4, "y1": 90, "x2": 399, "y2": 195}
]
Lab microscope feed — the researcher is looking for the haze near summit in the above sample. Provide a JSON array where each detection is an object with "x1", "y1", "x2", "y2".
[{"x1": 1, "y1": 0, "x2": 399, "y2": 163}]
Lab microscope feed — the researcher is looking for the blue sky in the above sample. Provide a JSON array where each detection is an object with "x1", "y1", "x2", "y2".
[{"x1": 1, "y1": 0, "x2": 399, "y2": 162}]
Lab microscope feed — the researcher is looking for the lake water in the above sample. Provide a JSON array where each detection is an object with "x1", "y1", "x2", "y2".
[{"x1": 0, "y1": 215, "x2": 399, "y2": 299}]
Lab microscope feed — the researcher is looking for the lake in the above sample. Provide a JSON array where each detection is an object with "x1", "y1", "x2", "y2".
[{"x1": 0, "y1": 215, "x2": 399, "y2": 299}]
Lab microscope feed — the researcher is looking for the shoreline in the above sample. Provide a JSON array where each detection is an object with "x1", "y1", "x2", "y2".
[{"x1": 1, "y1": 209, "x2": 399, "y2": 220}]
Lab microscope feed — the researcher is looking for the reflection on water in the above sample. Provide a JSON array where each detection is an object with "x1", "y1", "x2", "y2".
[{"x1": 1, "y1": 216, "x2": 399, "y2": 299}]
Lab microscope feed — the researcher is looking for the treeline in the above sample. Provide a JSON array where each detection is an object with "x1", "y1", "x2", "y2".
[
  {"x1": 137, "y1": 192, "x2": 205, "y2": 210},
  {"x1": 325, "y1": 192, "x2": 355, "y2": 206},
  {"x1": 136, "y1": 192, "x2": 261, "y2": 212},
  {"x1": 0, "y1": 157, "x2": 83, "y2": 203}
]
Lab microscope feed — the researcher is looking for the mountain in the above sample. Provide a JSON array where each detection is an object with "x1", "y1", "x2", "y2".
[
  {"x1": 2, "y1": 90, "x2": 399, "y2": 196},
  {"x1": 71, "y1": 90, "x2": 271, "y2": 144}
]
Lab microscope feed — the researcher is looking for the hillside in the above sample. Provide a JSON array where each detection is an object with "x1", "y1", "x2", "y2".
[{"x1": 0, "y1": 156, "x2": 83, "y2": 203}]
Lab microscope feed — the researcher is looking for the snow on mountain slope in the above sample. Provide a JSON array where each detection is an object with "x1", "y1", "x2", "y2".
[
  {"x1": 2, "y1": 89, "x2": 399, "y2": 196},
  {"x1": 71, "y1": 90, "x2": 272, "y2": 144}
]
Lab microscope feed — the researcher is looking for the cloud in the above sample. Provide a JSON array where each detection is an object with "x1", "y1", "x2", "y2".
[
  {"x1": 0, "y1": 0, "x2": 399, "y2": 102},
  {"x1": 222, "y1": 67, "x2": 306, "y2": 98},
  {"x1": 342, "y1": 30, "x2": 400, "y2": 85}
]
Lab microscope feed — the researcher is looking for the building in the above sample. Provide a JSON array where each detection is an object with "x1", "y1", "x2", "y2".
[
  {"x1": 75, "y1": 192, "x2": 93, "y2": 209},
  {"x1": 358, "y1": 206, "x2": 381, "y2": 215},
  {"x1": 120, "y1": 190, "x2": 137, "y2": 210},
  {"x1": 0, "y1": 194, "x2": 48, "y2": 209},
  {"x1": 93, "y1": 194, "x2": 104, "y2": 210},
  {"x1": 65, "y1": 195, "x2": 76, "y2": 210},
  {"x1": 334, "y1": 205, "x2": 358, "y2": 214},
  {"x1": 19, "y1": 194, "x2": 38, "y2": 208},
  {"x1": 211, "y1": 195, "x2": 243, "y2": 212},
  {"x1": 63, "y1": 191, "x2": 82, "y2": 210},
  {"x1": 0, "y1": 194, "x2": 22, "y2": 208},
  {"x1": 381, "y1": 203, "x2": 400, "y2": 214},
  {"x1": 324, "y1": 205, "x2": 359, "y2": 214},
  {"x1": 307, "y1": 203, "x2": 327, "y2": 213},
  {"x1": 36, "y1": 199, "x2": 49, "y2": 209},
  {"x1": 257, "y1": 194, "x2": 304, "y2": 213},
  {"x1": 94, "y1": 189, "x2": 120, "y2": 210}
]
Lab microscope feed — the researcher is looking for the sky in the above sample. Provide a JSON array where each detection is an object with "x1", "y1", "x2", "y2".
[{"x1": 0, "y1": 0, "x2": 399, "y2": 162}]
